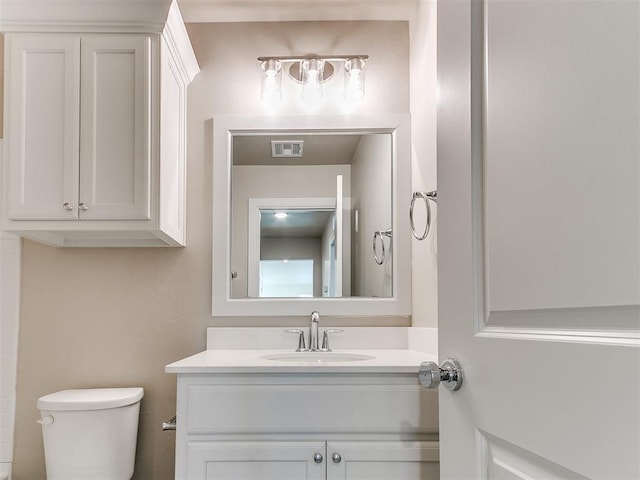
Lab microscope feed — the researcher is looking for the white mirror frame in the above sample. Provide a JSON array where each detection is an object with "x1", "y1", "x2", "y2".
[{"x1": 212, "y1": 114, "x2": 411, "y2": 317}]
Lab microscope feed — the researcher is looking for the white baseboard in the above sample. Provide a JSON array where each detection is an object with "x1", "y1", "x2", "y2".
[{"x1": 0, "y1": 462, "x2": 12, "y2": 480}]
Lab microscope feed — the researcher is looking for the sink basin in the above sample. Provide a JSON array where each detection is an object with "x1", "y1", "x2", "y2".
[{"x1": 260, "y1": 352, "x2": 376, "y2": 363}]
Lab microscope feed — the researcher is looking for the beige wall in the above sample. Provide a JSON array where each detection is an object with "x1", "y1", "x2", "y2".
[
  {"x1": 409, "y1": 1, "x2": 438, "y2": 327},
  {"x1": 12, "y1": 21, "x2": 411, "y2": 479},
  {"x1": 1, "y1": 34, "x2": 4, "y2": 137},
  {"x1": 351, "y1": 134, "x2": 393, "y2": 297}
]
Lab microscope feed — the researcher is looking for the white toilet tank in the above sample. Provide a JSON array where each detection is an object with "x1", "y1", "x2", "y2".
[{"x1": 37, "y1": 387, "x2": 144, "y2": 480}]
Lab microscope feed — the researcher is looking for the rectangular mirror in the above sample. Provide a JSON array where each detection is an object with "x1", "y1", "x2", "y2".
[{"x1": 212, "y1": 115, "x2": 411, "y2": 317}]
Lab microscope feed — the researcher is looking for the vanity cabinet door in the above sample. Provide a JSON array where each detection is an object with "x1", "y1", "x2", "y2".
[
  {"x1": 326, "y1": 441, "x2": 440, "y2": 480},
  {"x1": 185, "y1": 441, "x2": 326, "y2": 480}
]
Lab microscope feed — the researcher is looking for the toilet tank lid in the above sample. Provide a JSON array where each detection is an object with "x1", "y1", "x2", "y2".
[{"x1": 38, "y1": 387, "x2": 144, "y2": 411}]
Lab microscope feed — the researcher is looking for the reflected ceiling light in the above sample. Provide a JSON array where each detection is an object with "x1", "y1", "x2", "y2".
[
  {"x1": 257, "y1": 55, "x2": 368, "y2": 103},
  {"x1": 274, "y1": 212, "x2": 288, "y2": 219}
]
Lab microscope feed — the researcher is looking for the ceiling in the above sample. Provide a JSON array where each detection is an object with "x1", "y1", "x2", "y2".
[
  {"x1": 233, "y1": 134, "x2": 362, "y2": 166},
  {"x1": 176, "y1": 0, "x2": 418, "y2": 24},
  {"x1": 260, "y1": 209, "x2": 333, "y2": 238}
]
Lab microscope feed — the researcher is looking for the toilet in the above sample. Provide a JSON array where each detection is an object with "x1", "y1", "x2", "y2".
[{"x1": 37, "y1": 387, "x2": 144, "y2": 480}]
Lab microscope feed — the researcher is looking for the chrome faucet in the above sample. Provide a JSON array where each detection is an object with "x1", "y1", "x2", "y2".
[
  {"x1": 309, "y1": 311, "x2": 320, "y2": 351},
  {"x1": 286, "y1": 311, "x2": 343, "y2": 352}
]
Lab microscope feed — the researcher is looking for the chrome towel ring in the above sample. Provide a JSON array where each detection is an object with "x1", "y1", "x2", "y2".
[
  {"x1": 373, "y1": 229, "x2": 392, "y2": 265},
  {"x1": 410, "y1": 191, "x2": 437, "y2": 240}
]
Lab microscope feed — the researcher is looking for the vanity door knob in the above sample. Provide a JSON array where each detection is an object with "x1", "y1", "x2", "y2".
[
  {"x1": 313, "y1": 453, "x2": 323, "y2": 464},
  {"x1": 62, "y1": 202, "x2": 73, "y2": 211},
  {"x1": 78, "y1": 203, "x2": 88, "y2": 211},
  {"x1": 332, "y1": 453, "x2": 342, "y2": 464}
]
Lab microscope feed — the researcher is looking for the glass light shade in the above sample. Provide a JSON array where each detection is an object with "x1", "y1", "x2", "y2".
[
  {"x1": 344, "y1": 57, "x2": 366, "y2": 101},
  {"x1": 302, "y1": 58, "x2": 324, "y2": 102},
  {"x1": 261, "y1": 59, "x2": 282, "y2": 101}
]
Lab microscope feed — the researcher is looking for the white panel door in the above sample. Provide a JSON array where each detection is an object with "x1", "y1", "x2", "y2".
[
  {"x1": 79, "y1": 35, "x2": 151, "y2": 220},
  {"x1": 185, "y1": 441, "x2": 326, "y2": 480},
  {"x1": 437, "y1": 0, "x2": 640, "y2": 479},
  {"x1": 6, "y1": 34, "x2": 80, "y2": 220},
  {"x1": 326, "y1": 441, "x2": 439, "y2": 480}
]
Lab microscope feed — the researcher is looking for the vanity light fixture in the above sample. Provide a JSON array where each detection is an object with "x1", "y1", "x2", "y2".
[
  {"x1": 261, "y1": 59, "x2": 283, "y2": 101},
  {"x1": 301, "y1": 58, "x2": 324, "y2": 101},
  {"x1": 258, "y1": 55, "x2": 368, "y2": 102},
  {"x1": 344, "y1": 57, "x2": 366, "y2": 101}
]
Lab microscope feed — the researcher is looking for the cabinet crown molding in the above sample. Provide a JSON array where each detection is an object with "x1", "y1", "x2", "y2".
[{"x1": 0, "y1": 0, "x2": 176, "y2": 33}]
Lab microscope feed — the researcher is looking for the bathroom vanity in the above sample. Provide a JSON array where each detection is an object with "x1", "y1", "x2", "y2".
[{"x1": 166, "y1": 328, "x2": 440, "y2": 480}]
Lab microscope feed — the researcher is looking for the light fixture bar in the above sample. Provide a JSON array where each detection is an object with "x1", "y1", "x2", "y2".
[
  {"x1": 258, "y1": 55, "x2": 369, "y2": 103},
  {"x1": 257, "y1": 55, "x2": 369, "y2": 63}
]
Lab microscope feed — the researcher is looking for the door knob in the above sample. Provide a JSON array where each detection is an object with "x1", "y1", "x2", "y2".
[
  {"x1": 332, "y1": 452, "x2": 342, "y2": 463},
  {"x1": 419, "y1": 358, "x2": 463, "y2": 391},
  {"x1": 313, "y1": 453, "x2": 323, "y2": 464}
]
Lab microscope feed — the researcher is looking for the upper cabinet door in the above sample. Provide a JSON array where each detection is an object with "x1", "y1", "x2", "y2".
[
  {"x1": 6, "y1": 34, "x2": 80, "y2": 220},
  {"x1": 79, "y1": 35, "x2": 151, "y2": 220}
]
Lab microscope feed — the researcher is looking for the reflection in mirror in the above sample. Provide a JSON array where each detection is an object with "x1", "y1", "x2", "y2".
[
  {"x1": 231, "y1": 133, "x2": 393, "y2": 299},
  {"x1": 211, "y1": 114, "x2": 411, "y2": 317},
  {"x1": 258, "y1": 209, "x2": 335, "y2": 298}
]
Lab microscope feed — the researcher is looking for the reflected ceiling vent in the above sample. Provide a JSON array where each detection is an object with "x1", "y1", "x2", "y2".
[{"x1": 271, "y1": 140, "x2": 304, "y2": 158}]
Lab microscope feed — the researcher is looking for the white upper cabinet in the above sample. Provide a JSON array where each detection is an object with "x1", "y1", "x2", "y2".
[
  {"x1": 1, "y1": 1, "x2": 199, "y2": 246},
  {"x1": 7, "y1": 34, "x2": 150, "y2": 222}
]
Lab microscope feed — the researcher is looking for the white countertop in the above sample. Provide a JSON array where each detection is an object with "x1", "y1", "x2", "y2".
[{"x1": 165, "y1": 349, "x2": 438, "y2": 374}]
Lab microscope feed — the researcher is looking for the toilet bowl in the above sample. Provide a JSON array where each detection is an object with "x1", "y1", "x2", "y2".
[{"x1": 37, "y1": 387, "x2": 144, "y2": 480}]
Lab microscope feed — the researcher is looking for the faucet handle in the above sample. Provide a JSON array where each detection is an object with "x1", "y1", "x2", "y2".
[
  {"x1": 285, "y1": 329, "x2": 307, "y2": 352},
  {"x1": 321, "y1": 329, "x2": 344, "y2": 352}
]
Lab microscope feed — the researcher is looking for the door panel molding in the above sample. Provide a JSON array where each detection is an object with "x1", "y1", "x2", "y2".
[
  {"x1": 480, "y1": 305, "x2": 640, "y2": 345},
  {"x1": 477, "y1": 326, "x2": 640, "y2": 347},
  {"x1": 474, "y1": 0, "x2": 640, "y2": 343},
  {"x1": 479, "y1": 430, "x2": 588, "y2": 480}
]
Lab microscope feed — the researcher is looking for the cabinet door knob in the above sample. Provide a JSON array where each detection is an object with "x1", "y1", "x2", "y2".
[
  {"x1": 313, "y1": 453, "x2": 323, "y2": 464},
  {"x1": 62, "y1": 202, "x2": 73, "y2": 211},
  {"x1": 79, "y1": 203, "x2": 88, "y2": 211},
  {"x1": 332, "y1": 453, "x2": 342, "y2": 463}
]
